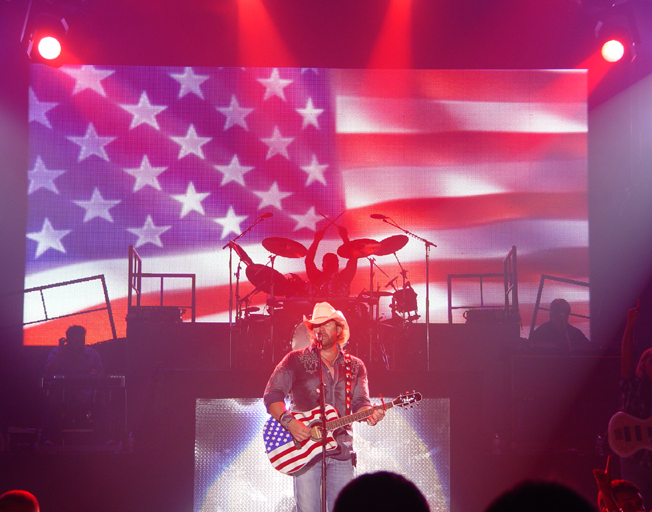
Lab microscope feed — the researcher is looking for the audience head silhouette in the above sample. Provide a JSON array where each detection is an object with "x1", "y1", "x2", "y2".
[
  {"x1": 0, "y1": 491, "x2": 39, "y2": 512},
  {"x1": 484, "y1": 480, "x2": 595, "y2": 512},
  {"x1": 333, "y1": 471, "x2": 430, "y2": 512}
]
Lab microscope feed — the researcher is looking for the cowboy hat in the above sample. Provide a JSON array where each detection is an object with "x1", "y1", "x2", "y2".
[{"x1": 302, "y1": 302, "x2": 350, "y2": 345}]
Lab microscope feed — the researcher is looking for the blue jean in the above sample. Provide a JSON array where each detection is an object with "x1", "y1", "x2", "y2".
[{"x1": 294, "y1": 457, "x2": 354, "y2": 512}]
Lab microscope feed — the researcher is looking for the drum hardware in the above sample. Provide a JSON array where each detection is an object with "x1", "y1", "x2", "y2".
[
  {"x1": 223, "y1": 213, "x2": 273, "y2": 367},
  {"x1": 262, "y1": 237, "x2": 308, "y2": 258},
  {"x1": 226, "y1": 241, "x2": 254, "y2": 266},
  {"x1": 284, "y1": 273, "x2": 310, "y2": 298},
  {"x1": 360, "y1": 290, "x2": 393, "y2": 298},
  {"x1": 370, "y1": 213, "x2": 437, "y2": 370}
]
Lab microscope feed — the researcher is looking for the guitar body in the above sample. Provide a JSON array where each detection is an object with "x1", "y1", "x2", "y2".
[
  {"x1": 608, "y1": 411, "x2": 652, "y2": 458},
  {"x1": 263, "y1": 404, "x2": 341, "y2": 476}
]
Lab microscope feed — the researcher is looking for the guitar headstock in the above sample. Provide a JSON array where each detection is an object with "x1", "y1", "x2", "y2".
[{"x1": 393, "y1": 391, "x2": 422, "y2": 408}]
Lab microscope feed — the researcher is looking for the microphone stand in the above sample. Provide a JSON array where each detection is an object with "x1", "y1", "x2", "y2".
[
  {"x1": 315, "y1": 334, "x2": 328, "y2": 512},
  {"x1": 376, "y1": 216, "x2": 437, "y2": 371},
  {"x1": 222, "y1": 214, "x2": 270, "y2": 368}
]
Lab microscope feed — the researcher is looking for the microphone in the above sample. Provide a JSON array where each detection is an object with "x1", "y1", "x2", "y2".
[
  {"x1": 260, "y1": 212, "x2": 273, "y2": 219},
  {"x1": 315, "y1": 331, "x2": 323, "y2": 348},
  {"x1": 370, "y1": 213, "x2": 388, "y2": 219},
  {"x1": 385, "y1": 276, "x2": 398, "y2": 289}
]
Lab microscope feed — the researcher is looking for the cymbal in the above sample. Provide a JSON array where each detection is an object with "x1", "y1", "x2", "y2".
[
  {"x1": 262, "y1": 237, "x2": 308, "y2": 258},
  {"x1": 246, "y1": 264, "x2": 288, "y2": 295},
  {"x1": 229, "y1": 241, "x2": 254, "y2": 266},
  {"x1": 337, "y1": 238, "x2": 380, "y2": 259},
  {"x1": 375, "y1": 235, "x2": 409, "y2": 256}
]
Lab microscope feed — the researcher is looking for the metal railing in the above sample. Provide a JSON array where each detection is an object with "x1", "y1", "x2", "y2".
[
  {"x1": 23, "y1": 274, "x2": 117, "y2": 339},
  {"x1": 447, "y1": 246, "x2": 519, "y2": 324},
  {"x1": 127, "y1": 246, "x2": 196, "y2": 322}
]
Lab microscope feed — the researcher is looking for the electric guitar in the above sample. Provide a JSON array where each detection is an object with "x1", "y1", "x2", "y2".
[
  {"x1": 263, "y1": 391, "x2": 422, "y2": 475},
  {"x1": 608, "y1": 411, "x2": 652, "y2": 457}
]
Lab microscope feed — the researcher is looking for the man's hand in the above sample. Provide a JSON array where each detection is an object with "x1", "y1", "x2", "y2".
[
  {"x1": 593, "y1": 456, "x2": 618, "y2": 512},
  {"x1": 337, "y1": 225, "x2": 349, "y2": 241},
  {"x1": 627, "y1": 299, "x2": 640, "y2": 327},
  {"x1": 288, "y1": 419, "x2": 311, "y2": 442},
  {"x1": 366, "y1": 406, "x2": 385, "y2": 426},
  {"x1": 313, "y1": 229, "x2": 325, "y2": 242}
]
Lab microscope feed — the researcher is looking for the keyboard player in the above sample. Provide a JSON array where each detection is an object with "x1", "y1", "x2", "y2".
[{"x1": 43, "y1": 325, "x2": 109, "y2": 445}]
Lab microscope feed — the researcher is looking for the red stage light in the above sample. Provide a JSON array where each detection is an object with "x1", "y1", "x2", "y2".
[
  {"x1": 37, "y1": 36, "x2": 62, "y2": 60},
  {"x1": 601, "y1": 39, "x2": 626, "y2": 62}
]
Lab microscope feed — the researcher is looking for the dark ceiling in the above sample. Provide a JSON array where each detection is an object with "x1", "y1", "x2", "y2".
[{"x1": 3, "y1": 0, "x2": 652, "y2": 105}]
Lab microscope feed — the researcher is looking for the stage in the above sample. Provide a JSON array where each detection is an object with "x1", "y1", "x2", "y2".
[{"x1": 1, "y1": 320, "x2": 620, "y2": 511}]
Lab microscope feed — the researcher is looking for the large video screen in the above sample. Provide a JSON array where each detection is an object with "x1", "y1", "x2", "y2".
[
  {"x1": 25, "y1": 66, "x2": 588, "y2": 345},
  {"x1": 194, "y1": 397, "x2": 449, "y2": 512}
]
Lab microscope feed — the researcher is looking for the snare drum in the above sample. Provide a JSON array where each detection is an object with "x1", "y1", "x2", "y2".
[{"x1": 291, "y1": 322, "x2": 312, "y2": 351}]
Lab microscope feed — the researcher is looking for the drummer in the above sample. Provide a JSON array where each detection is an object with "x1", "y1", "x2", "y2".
[{"x1": 306, "y1": 226, "x2": 358, "y2": 297}]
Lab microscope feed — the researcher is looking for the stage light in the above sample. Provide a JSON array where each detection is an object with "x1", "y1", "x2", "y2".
[
  {"x1": 23, "y1": 11, "x2": 69, "y2": 67},
  {"x1": 594, "y1": 5, "x2": 638, "y2": 66},
  {"x1": 37, "y1": 36, "x2": 62, "y2": 60},
  {"x1": 602, "y1": 39, "x2": 626, "y2": 62}
]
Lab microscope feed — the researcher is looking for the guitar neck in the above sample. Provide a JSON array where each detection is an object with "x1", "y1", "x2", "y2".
[{"x1": 326, "y1": 401, "x2": 395, "y2": 430}]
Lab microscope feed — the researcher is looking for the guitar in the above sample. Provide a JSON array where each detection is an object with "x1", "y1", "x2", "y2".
[
  {"x1": 608, "y1": 411, "x2": 652, "y2": 457},
  {"x1": 263, "y1": 391, "x2": 422, "y2": 475}
]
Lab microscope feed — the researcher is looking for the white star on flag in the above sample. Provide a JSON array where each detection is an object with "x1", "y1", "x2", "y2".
[
  {"x1": 127, "y1": 215, "x2": 171, "y2": 248},
  {"x1": 123, "y1": 155, "x2": 167, "y2": 192},
  {"x1": 171, "y1": 182, "x2": 210, "y2": 218},
  {"x1": 170, "y1": 124, "x2": 212, "y2": 159},
  {"x1": 300, "y1": 154, "x2": 328, "y2": 186},
  {"x1": 257, "y1": 68, "x2": 293, "y2": 101},
  {"x1": 28, "y1": 88, "x2": 58, "y2": 128},
  {"x1": 73, "y1": 187, "x2": 122, "y2": 223},
  {"x1": 253, "y1": 182, "x2": 293, "y2": 210},
  {"x1": 216, "y1": 94, "x2": 254, "y2": 131},
  {"x1": 213, "y1": 206, "x2": 248, "y2": 239},
  {"x1": 289, "y1": 206, "x2": 322, "y2": 232},
  {"x1": 60, "y1": 65, "x2": 115, "y2": 97},
  {"x1": 27, "y1": 218, "x2": 72, "y2": 258},
  {"x1": 296, "y1": 98, "x2": 324, "y2": 129},
  {"x1": 169, "y1": 67, "x2": 210, "y2": 99},
  {"x1": 67, "y1": 123, "x2": 116, "y2": 162},
  {"x1": 28, "y1": 156, "x2": 66, "y2": 194},
  {"x1": 120, "y1": 91, "x2": 167, "y2": 130},
  {"x1": 260, "y1": 126, "x2": 294, "y2": 160},
  {"x1": 213, "y1": 155, "x2": 254, "y2": 186}
]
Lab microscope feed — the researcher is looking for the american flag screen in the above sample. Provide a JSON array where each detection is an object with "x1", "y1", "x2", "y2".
[{"x1": 25, "y1": 66, "x2": 588, "y2": 345}]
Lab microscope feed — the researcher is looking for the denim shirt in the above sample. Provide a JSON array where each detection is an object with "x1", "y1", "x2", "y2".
[{"x1": 263, "y1": 344, "x2": 372, "y2": 460}]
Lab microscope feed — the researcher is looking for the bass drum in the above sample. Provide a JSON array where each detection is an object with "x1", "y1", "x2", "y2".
[{"x1": 291, "y1": 322, "x2": 312, "y2": 351}]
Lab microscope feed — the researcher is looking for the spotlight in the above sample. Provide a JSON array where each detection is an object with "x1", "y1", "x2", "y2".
[
  {"x1": 602, "y1": 39, "x2": 626, "y2": 63},
  {"x1": 594, "y1": 7, "x2": 638, "y2": 65},
  {"x1": 23, "y1": 11, "x2": 69, "y2": 67}
]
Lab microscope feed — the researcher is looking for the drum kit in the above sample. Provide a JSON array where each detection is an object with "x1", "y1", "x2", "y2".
[{"x1": 229, "y1": 231, "x2": 419, "y2": 368}]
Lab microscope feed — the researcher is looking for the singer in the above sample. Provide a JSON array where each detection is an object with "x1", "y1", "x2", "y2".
[{"x1": 264, "y1": 302, "x2": 385, "y2": 512}]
